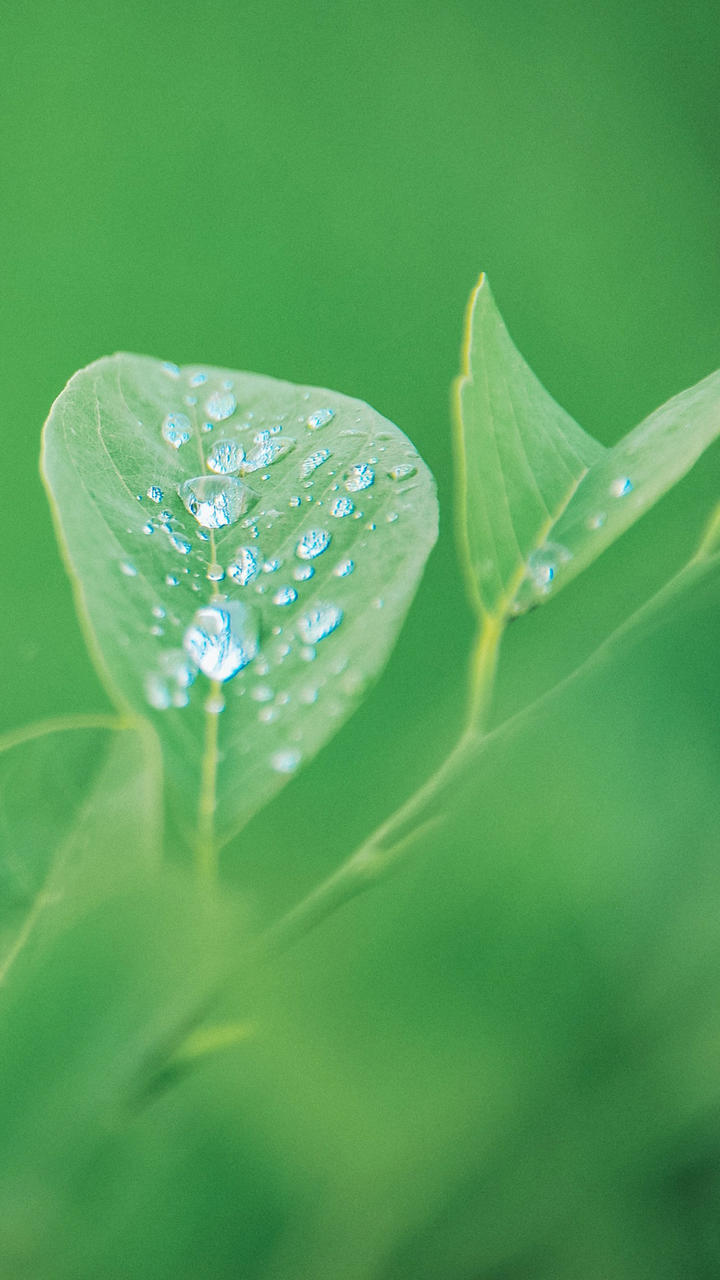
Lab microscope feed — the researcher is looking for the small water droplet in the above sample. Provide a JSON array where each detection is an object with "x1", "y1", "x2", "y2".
[
  {"x1": 120, "y1": 562, "x2": 138, "y2": 577},
  {"x1": 205, "y1": 692, "x2": 225, "y2": 714},
  {"x1": 258, "y1": 706, "x2": 277, "y2": 723},
  {"x1": 331, "y1": 496, "x2": 354, "y2": 519},
  {"x1": 293, "y1": 563, "x2": 314, "y2": 581},
  {"x1": 183, "y1": 601, "x2": 259, "y2": 681},
  {"x1": 201, "y1": 421, "x2": 214, "y2": 433},
  {"x1": 386, "y1": 512, "x2": 399, "y2": 524},
  {"x1": 299, "y1": 686, "x2": 318, "y2": 705},
  {"x1": 610, "y1": 476, "x2": 633, "y2": 498},
  {"x1": 270, "y1": 748, "x2": 302, "y2": 773},
  {"x1": 206, "y1": 439, "x2": 245, "y2": 475},
  {"x1": 152, "y1": 605, "x2": 166, "y2": 619},
  {"x1": 178, "y1": 476, "x2": 257, "y2": 529},
  {"x1": 296, "y1": 528, "x2": 332, "y2": 559},
  {"x1": 190, "y1": 371, "x2": 208, "y2": 386},
  {"x1": 333, "y1": 559, "x2": 355, "y2": 577},
  {"x1": 297, "y1": 603, "x2": 343, "y2": 644},
  {"x1": 165, "y1": 573, "x2": 180, "y2": 586},
  {"x1": 142, "y1": 522, "x2": 154, "y2": 536},
  {"x1": 587, "y1": 512, "x2": 607, "y2": 530},
  {"x1": 289, "y1": 495, "x2": 302, "y2": 507},
  {"x1": 161, "y1": 362, "x2": 181, "y2": 378},
  {"x1": 162, "y1": 412, "x2": 192, "y2": 449},
  {"x1": 205, "y1": 390, "x2": 237, "y2": 422},
  {"x1": 300, "y1": 645, "x2": 316, "y2": 662},
  {"x1": 306, "y1": 408, "x2": 335, "y2": 430},
  {"x1": 273, "y1": 585, "x2": 298, "y2": 606},
  {"x1": 345, "y1": 463, "x2": 375, "y2": 492},
  {"x1": 525, "y1": 542, "x2": 572, "y2": 595},
  {"x1": 251, "y1": 684, "x2": 274, "y2": 702},
  {"x1": 166, "y1": 530, "x2": 193, "y2": 555},
  {"x1": 388, "y1": 463, "x2": 416, "y2": 480},
  {"x1": 145, "y1": 673, "x2": 172, "y2": 709},
  {"x1": 147, "y1": 485, "x2": 163, "y2": 503},
  {"x1": 262, "y1": 559, "x2": 281, "y2": 574},
  {"x1": 150, "y1": 624, "x2": 165, "y2": 637},
  {"x1": 207, "y1": 563, "x2": 225, "y2": 582}
]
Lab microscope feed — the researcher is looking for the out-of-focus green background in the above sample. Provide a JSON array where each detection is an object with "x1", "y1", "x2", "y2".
[{"x1": 3, "y1": 1, "x2": 720, "y2": 1277}]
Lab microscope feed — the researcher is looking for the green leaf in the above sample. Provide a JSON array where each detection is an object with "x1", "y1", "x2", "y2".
[
  {"x1": 0, "y1": 719, "x2": 162, "y2": 985},
  {"x1": 41, "y1": 355, "x2": 438, "y2": 855},
  {"x1": 455, "y1": 275, "x2": 720, "y2": 619}
]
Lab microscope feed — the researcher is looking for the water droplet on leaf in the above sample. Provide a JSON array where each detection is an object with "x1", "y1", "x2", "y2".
[
  {"x1": 162, "y1": 413, "x2": 192, "y2": 448},
  {"x1": 297, "y1": 603, "x2": 343, "y2": 644},
  {"x1": 183, "y1": 601, "x2": 259, "y2": 681},
  {"x1": 178, "y1": 476, "x2": 257, "y2": 529}
]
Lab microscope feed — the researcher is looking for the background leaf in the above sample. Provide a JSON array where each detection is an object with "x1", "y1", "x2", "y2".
[
  {"x1": 0, "y1": 720, "x2": 162, "y2": 985},
  {"x1": 41, "y1": 355, "x2": 438, "y2": 852},
  {"x1": 456, "y1": 275, "x2": 720, "y2": 619}
]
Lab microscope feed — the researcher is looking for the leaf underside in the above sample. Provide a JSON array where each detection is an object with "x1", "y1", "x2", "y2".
[
  {"x1": 455, "y1": 275, "x2": 720, "y2": 619},
  {"x1": 42, "y1": 356, "x2": 438, "y2": 847}
]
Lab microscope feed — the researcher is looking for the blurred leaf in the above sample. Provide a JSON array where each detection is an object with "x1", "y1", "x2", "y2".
[
  {"x1": 455, "y1": 275, "x2": 720, "y2": 619},
  {"x1": 41, "y1": 355, "x2": 438, "y2": 851},
  {"x1": 0, "y1": 873, "x2": 253, "y2": 1280},
  {"x1": 0, "y1": 719, "x2": 162, "y2": 986}
]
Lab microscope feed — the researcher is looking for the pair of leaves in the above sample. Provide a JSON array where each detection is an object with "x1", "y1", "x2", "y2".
[
  {"x1": 40, "y1": 280, "x2": 720, "y2": 855},
  {"x1": 454, "y1": 275, "x2": 720, "y2": 620}
]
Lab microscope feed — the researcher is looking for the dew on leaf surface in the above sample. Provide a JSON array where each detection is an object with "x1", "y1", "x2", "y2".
[
  {"x1": 300, "y1": 448, "x2": 331, "y2": 478},
  {"x1": 273, "y1": 585, "x2": 298, "y2": 606},
  {"x1": 183, "y1": 601, "x2": 259, "y2": 682},
  {"x1": 297, "y1": 603, "x2": 343, "y2": 644},
  {"x1": 330, "y1": 496, "x2": 354, "y2": 518},
  {"x1": 240, "y1": 437, "x2": 295, "y2": 474},
  {"x1": 344, "y1": 463, "x2": 375, "y2": 492},
  {"x1": 333, "y1": 559, "x2": 355, "y2": 577},
  {"x1": 306, "y1": 408, "x2": 334, "y2": 430},
  {"x1": 178, "y1": 476, "x2": 257, "y2": 529},
  {"x1": 147, "y1": 485, "x2": 163, "y2": 503},
  {"x1": 388, "y1": 463, "x2": 416, "y2": 480},
  {"x1": 610, "y1": 476, "x2": 633, "y2": 497},
  {"x1": 296, "y1": 528, "x2": 331, "y2": 560},
  {"x1": 120, "y1": 562, "x2": 137, "y2": 577},
  {"x1": 270, "y1": 748, "x2": 302, "y2": 773},
  {"x1": 206, "y1": 439, "x2": 245, "y2": 475},
  {"x1": 162, "y1": 413, "x2": 192, "y2": 448},
  {"x1": 205, "y1": 390, "x2": 237, "y2": 422}
]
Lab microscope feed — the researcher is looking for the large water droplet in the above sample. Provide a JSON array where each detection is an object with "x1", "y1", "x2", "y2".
[
  {"x1": 330, "y1": 496, "x2": 354, "y2": 518},
  {"x1": 205, "y1": 390, "x2": 237, "y2": 422},
  {"x1": 240, "y1": 437, "x2": 295, "y2": 474},
  {"x1": 297, "y1": 603, "x2": 343, "y2": 644},
  {"x1": 306, "y1": 408, "x2": 335, "y2": 430},
  {"x1": 207, "y1": 438, "x2": 245, "y2": 475},
  {"x1": 178, "y1": 476, "x2": 257, "y2": 529},
  {"x1": 296, "y1": 528, "x2": 331, "y2": 560},
  {"x1": 183, "y1": 601, "x2": 259, "y2": 681},
  {"x1": 270, "y1": 748, "x2": 302, "y2": 773},
  {"x1": 162, "y1": 413, "x2": 192, "y2": 448},
  {"x1": 345, "y1": 463, "x2": 375, "y2": 492},
  {"x1": 300, "y1": 448, "x2": 331, "y2": 478}
]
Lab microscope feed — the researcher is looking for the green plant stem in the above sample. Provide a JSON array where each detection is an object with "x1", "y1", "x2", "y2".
[
  {"x1": 260, "y1": 616, "x2": 503, "y2": 956},
  {"x1": 196, "y1": 678, "x2": 221, "y2": 882},
  {"x1": 261, "y1": 529, "x2": 720, "y2": 957}
]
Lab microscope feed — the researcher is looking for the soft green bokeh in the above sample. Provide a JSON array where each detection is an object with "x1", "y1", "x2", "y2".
[{"x1": 3, "y1": 0, "x2": 720, "y2": 1276}]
